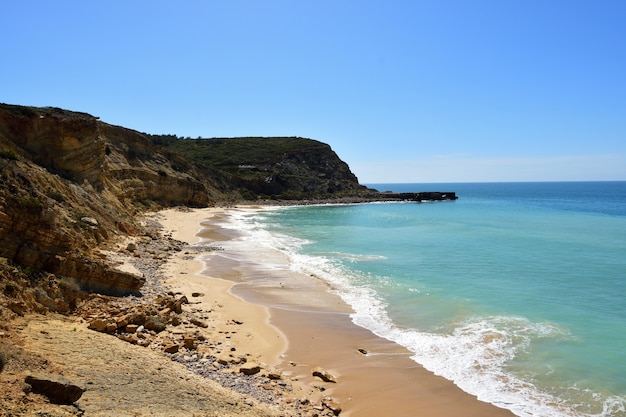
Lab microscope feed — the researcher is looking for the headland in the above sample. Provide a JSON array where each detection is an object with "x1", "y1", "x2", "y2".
[{"x1": 0, "y1": 103, "x2": 470, "y2": 416}]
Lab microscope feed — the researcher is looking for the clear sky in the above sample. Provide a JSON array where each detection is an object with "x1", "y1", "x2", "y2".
[{"x1": 2, "y1": 1, "x2": 625, "y2": 183}]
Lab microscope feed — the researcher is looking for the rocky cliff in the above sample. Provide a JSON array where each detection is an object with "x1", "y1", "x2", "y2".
[
  {"x1": 0, "y1": 105, "x2": 225, "y2": 206},
  {"x1": 0, "y1": 105, "x2": 216, "y2": 297},
  {"x1": 0, "y1": 103, "x2": 370, "y2": 298},
  {"x1": 155, "y1": 136, "x2": 369, "y2": 199}
]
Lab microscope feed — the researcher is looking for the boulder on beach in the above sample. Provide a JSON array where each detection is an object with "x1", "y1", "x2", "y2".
[
  {"x1": 24, "y1": 373, "x2": 85, "y2": 404},
  {"x1": 312, "y1": 366, "x2": 337, "y2": 383}
]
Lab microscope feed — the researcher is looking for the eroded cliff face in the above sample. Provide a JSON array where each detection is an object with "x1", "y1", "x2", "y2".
[
  {"x1": 0, "y1": 103, "x2": 369, "y2": 297},
  {"x1": 0, "y1": 155, "x2": 142, "y2": 295},
  {"x1": 0, "y1": 104, "x2": 226, "y2": 295},
  {"x1": 0, "y1": 109, "x2": 105, "y2": 187},
  {"x1": 0, "y1": 106, "x2": 222, "y2": 206}
]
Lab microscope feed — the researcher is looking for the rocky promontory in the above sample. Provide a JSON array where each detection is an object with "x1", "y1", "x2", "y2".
[
  {"x1": 0, "y1": 103, "x2": 458, "y2": 416},
  {"x1": 0, "y1": 103, "x2": 455, "y2": 295}
]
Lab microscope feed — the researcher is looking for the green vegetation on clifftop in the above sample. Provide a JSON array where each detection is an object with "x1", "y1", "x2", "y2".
[{"x1": 146, "y1": 134, "x2": 367, "y2": 199}]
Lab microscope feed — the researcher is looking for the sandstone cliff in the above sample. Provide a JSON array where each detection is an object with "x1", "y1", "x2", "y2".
[
  {"x1": 0, "y1": 103, "x2": 369, "y2": 298},
  {"x1": 0, "y1": 104, "x2": 220, "y2": 296},
  {"x1": 0, "y1": 105, "x2": 225, "y2": 207}
]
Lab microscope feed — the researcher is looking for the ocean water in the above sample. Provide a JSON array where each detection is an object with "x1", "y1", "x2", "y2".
[{"x1": 221, "y1": 182, "x2": 626, "y2": 417}]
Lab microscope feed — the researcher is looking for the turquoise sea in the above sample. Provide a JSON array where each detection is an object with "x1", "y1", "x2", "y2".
[{"x1": 225, "y1": 182, "x2": 626, "y2": 417}]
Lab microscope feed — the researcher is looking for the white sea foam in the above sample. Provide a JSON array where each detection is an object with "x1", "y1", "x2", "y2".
[
  {"x1": 321, "y1": 252, "x2": 387, "y2": 262},
  {"x1": 220, "y1": 208, "x2": 626, "y2": 417}
]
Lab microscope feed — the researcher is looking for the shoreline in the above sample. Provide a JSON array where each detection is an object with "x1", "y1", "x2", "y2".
[
  {"x1": 156, "y1": 206, "x2": 515, "y2": 417},
  {"x1": 157, "y1": 208, "x2": 288, "y2": 367}
]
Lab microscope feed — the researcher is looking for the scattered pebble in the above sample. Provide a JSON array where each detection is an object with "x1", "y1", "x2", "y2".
[{"x1": 79, "y1": 216, "x2": 331, "y2": 416}]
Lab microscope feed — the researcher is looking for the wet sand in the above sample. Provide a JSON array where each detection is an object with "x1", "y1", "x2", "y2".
[
  {"x1": 157, "y1": 207, "x2": 515, "y2": 417},
  {"x1": 157, "y1": 208, "x2": 287, "y2": 366}
]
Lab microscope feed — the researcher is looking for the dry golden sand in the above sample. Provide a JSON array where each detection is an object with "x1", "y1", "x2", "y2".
[
  {"x1": 158, "y1": 208, "x2": 287, "y2": 366},
  {"x1": 156, "y1": 207, "x2": 516, "y2": 417}
]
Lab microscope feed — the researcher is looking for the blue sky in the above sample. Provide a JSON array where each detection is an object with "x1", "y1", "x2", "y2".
[{"x1": 2, "y1": 1, "x2": 625, "y2": 183}]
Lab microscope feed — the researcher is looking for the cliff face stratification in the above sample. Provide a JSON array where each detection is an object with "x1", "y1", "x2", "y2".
[
  {"x1": 0, "y1": 156, "x2": 142, "y2": 295},
  {"x1": 0, "y1": 105, "x2": 224, "y2": 295},
  {"x1": 0, "y1": 103, "x2": 370, "y2": 296},
  {"x1": 0, "y1": 106, "x2": 224, "y2": 207}
]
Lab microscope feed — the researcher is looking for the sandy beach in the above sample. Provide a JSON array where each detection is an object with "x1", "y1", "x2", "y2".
[
  {"x1": 156, "y1": 206, "x2": 516, "y2": 417},
  {"x1": 158, "y1": 208, "x2": 287, "y2": 365}
]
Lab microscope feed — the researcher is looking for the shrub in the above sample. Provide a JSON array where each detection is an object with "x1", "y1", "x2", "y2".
[
  {"x1": 0, "y1": 148, "x2": 19, "y2": 160},
  {"x1": 47, "y1": 190, "x2": 65, "y2": 202},
  {"x1": 58, "y1": 277, "x2": 81, "y2": 292},
  {"x1": 3, "y1": 281, "x2": 18, "y2": 296},
  {"x1": 12, "y1": 195, "x2": 44, "y2": 212}
]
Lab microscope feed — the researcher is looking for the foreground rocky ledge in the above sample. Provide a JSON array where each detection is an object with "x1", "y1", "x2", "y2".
[{"x1": 0, "y1": 214, "x2": 339, "y2": 417}]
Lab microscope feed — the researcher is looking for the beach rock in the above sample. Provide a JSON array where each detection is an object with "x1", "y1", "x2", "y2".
[
  {"x1": 144, "y1": 315, "x2": 167, "y2": 333},
  {"x1": 164, "y1": 343, "x2": 179, "y2": 354},
  {"x1": 239, "y1": 362, "x2": 261, "y2": 375},
  {"x1": 266, "y1": 371, "x2": 283, "y2": 380},
  {"x1": 171, "y1": 296, "x2": 188, "y2": 314},
  {"x1": 183, "y1": 336, "x2": 197, "y2": 350},
  {"x1": 322, "y1": 397, "x2": 342, "y2": 415},
  {"x1": 190, "y1": 317, "x2": 208, "y2": 328},
  {"x1": 88, "y1": 318, "x2": 108, "y2": 332},
  {"x1": 215, "y1": 357, "x2": 228, "y2": 366},
  {"x1": 80, "y1": 217, "x2": 99, "y2": 227},
  {"x1": 24, "y1": 373, "x2": 85, "y2": 404},
  {"x1": 119, "y1": 333, "x2": 139, "y2": 345},
  {"x1": 216, "y1": 353, "x2": 235, "y2": 365},
  {"x1": 138, "y1": 338, "x2": 151, "y2": 347},
  {"x1": 115, "y1": 315, "x2": 129, "y2": 328},
  {"x1": 312, "y1": 367, "x2": 337, "y2": 383},
  {"x1": 127, "y1": 311, "x2": 146, "y2": 325}
]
